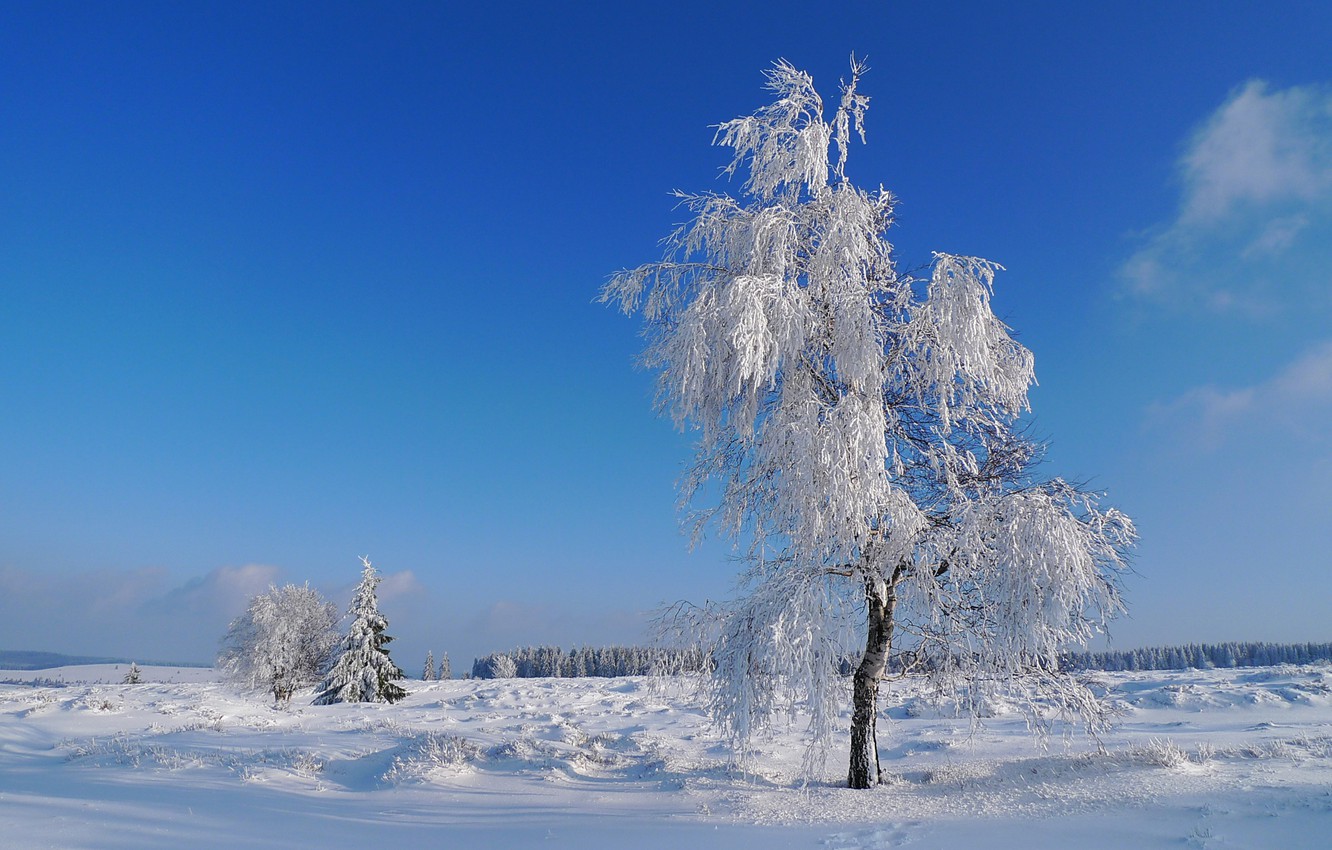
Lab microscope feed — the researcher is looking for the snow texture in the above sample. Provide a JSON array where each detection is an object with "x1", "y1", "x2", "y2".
[{"x1": 1, "y1": 663, "x2": 1329, "y2": 848}]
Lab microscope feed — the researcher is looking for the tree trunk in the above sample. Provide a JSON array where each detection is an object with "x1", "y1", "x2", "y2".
[{"x1": 848, "y1": 576, "x2": 895, "y2": 789}]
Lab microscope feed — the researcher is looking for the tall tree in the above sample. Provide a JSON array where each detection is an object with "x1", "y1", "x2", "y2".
[
  {"x1": 218, "y1": 583, "x2": 339, "y2": 704},
  {"x1": 423, "y1": 650, "x2": 437, "y2": 681},
  {"x1": 437, "y1": 651, "x2": 451, "y2": 681},
  {"x1": 603, "y1": 59, "x2": 1136, "y2": 788},
  {"x1": 313, "y1": 557, "x2": 407, "y2": 705}
]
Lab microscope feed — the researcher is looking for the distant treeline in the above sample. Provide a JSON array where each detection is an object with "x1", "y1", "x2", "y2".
[
  {"x1": 470, "y1": 645, "x2": 706, "y2": 679},
  {"x1": 1061, "y1": 641, "x2": 1332, "y2": 672},
  {"x1": 469, "y1": 641, "x2": 1332, "y2": 680}
]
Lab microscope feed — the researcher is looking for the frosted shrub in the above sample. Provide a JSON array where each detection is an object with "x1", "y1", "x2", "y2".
[
  {"x1": 384, "y1": 732, "x2": 480, "y2": 783},
  {"x1": 1138, "y1": 737, "x2": 1189, "y2": 769}
]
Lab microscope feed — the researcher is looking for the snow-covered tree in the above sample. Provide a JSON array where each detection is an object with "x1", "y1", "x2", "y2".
[
  {"x1": 313, "y1": 557, "x2": 407, "y2": 705},
  {"x1": 437, "y1": 651, "x2": 451, "y2": 681},
  {"x1": 122, "y1": 662, "x2": 142, "y2": 684},
  {"x1": 218, "y1": 583, "x2": 339, "y2": 704},
  {"x1": 603, "y1": 59, "x2": 1136, "y2": 788},
  {"x1": 490, "y1": 654, "x2": 517, "y2": 679},
  {"x1": 423, "y1": 650, "x2": 437, "y2": 681}
]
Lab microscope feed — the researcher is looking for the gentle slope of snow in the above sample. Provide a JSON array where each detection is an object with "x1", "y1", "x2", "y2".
[{"x1": 1, "y1": 664, "x2": 1329, "y2": 848}]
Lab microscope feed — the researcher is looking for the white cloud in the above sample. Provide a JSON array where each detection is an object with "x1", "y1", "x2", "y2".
[
  {"x1": 1241, "y1": 214, "x2": 1310, "y2": 258},
  {"x1": 1122, "y1": 80, "x2": 1332, "y2": 314},
  {"x1": 1150, "y1": 340, "x2": 1332, "y2": 447},
  {"x1": 1180, "y1": 81, "x2": 1332, "y2": 222},
  {"x1": 152, "y1": 563, "x2": 281, "y2": 616},
  {"x1": 375, "y1": 569, "x2": 426, "y2": 602},
  {"x1": 1271, "y1": 339, "x2": 1332, "y2": 400}
]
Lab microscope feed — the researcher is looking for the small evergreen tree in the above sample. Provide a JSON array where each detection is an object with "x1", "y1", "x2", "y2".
[
  {"x1": 437, "y1": 651, "x2": 451, "y2": 680},
  {"x1": 122, "y1": 662, "x2": 142, "y2": 684},
  {"x1": 313, "y1": 556, "x2": 407, "y2": 705},
  {"x1": 423, "y1": 650, "x2": 437, "y2": 681}
]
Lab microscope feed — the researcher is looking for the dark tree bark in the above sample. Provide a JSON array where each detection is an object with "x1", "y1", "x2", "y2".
[{"x1": 848, "y1": 574, "x2": 897, "y2": 789}]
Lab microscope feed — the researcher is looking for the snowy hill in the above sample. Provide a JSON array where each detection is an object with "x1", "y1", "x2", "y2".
[
  {"x1": 0, "y1": 649, "x2": 210, "y2": 670},
  {"x1": 1, "y1": 664, "x2": 1329, "y2": 848}
]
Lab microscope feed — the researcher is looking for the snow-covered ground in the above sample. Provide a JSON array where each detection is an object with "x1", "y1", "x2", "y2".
[{"x1": 2, "y1": 664, "x2": 1329, "y2": 849}]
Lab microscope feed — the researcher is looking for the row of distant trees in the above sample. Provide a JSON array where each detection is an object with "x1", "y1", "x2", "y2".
[
  {"x1": 470, "y1": 645, "x2": 707, "y2": 679},
  {"x1": 1061, "y1": 641, "x2": 1332, "y2": 672},
  {"x1": 461, "y1": 642, "x2": 1332, "y2": 680}
]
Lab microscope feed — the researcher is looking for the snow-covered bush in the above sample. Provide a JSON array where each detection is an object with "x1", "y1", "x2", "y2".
[
  {"x1": 1138, "y1": 737, "x2": 1189, "y2": 769},
  {"x1": 384, "y1": 732, "x2": 480, "y2": 783},
  {"x1": 490, "y1": 655, "x2": 517, "y2": 679},
  {"x1": 218, "y1": 583, "x2": 339, "y2": 704}
]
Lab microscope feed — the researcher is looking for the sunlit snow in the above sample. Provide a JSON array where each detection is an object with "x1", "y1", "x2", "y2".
[{"x1": 2, "y1": 663, "x2": 1329, "y2": 848}]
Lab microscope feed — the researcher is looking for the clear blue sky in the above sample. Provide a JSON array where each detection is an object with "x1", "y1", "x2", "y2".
[{"x1": 2, "y1": 2, "x2": 1329, "y2": 669}]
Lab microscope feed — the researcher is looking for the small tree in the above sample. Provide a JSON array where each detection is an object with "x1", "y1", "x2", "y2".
[
  {"x1": 314, "y1": 557, "x2": 407, "y2": 705},
  {"x1": 423, "y1": 650, "x2": 437, "y2": 681},
  {"x1": 122, "y1": 662, "x2": 142, "y2": 684},
  {"x1": 604, "y1": 59, "x2": 1135, "y2": 787},
  {"x1": 437, "y1": 651, "x2": 452, "y2": 681},
  {"x1": 491, "y1": 654, "x2": 517, "y2": 679},
  {"x1": 218, "y1": 583, "x2": 339, "y2": 704}
]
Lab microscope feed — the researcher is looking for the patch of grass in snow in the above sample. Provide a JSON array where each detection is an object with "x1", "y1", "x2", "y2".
[
  {"x1": 61, "y1": 733, "x2": 332, "y2": 780},
  {"x1": 1135, "y1": 737, "x2": 1191, "y2": 769},
  {"x1": 382, "y1": 732, "x2": 481, "y2": 783}
]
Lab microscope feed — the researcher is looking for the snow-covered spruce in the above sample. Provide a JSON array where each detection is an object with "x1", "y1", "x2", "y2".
[
  {"x1": 218, "y1": 583, "x2": 340, "y2": 704},
  {"x1": 603, "y1": 59, "x2": 1136, "y2": 789},
  {"x1": 313, "y1": 557, "x2": 407, "y2": 705},
  {"x1": 436, "y1": 651, "x2": 451, "y2": 681},
  {"x1": 422, "y1": 651, "x2": 437, "y2": 681}
]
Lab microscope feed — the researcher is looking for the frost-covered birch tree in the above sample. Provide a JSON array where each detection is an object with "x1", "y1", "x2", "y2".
[
  {"x1": 218, "y1": 583, "x2": 339, "y2": 704},
  {"x1": 602, "y1": 59, "x2": 1136, "y2": 789},
  {"x1": 313, "y1": 557, "x2": 407, "y2": 705}
]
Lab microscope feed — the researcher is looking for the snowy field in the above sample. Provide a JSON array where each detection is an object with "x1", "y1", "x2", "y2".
[{"x1": 2, "y1": 664, "x2": 1330, "y2": 849}]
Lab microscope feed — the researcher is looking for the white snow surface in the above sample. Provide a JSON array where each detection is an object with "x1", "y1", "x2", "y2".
[{"x1": 2, "y1": 664, "x2": 1330, "y2": 848}]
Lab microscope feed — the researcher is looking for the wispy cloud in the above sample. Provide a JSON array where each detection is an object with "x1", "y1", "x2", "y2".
[
  {"x1": 1122, "y1": 80, "x2": 1332, "y2": 314},
  {"x1": 1149, "y1": 339, "x2": 1332, "y2": 448},
  {"x1": 147, "y1": 563, "x2": 281, "y2": 617},
  {"x1": 0, "y1": 564, "x2": 283, "y2": 663},
  {"x1": 375, "y1": 569, "x2": 426, "y2": 603},
  {"x1": 1179, "y1": 81, "x2": 1332, "y2": 222}
]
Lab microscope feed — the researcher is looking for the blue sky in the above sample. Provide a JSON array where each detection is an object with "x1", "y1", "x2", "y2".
[{"x1": 2, "y1": 2, "x2": 1329, "y2": 669}]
